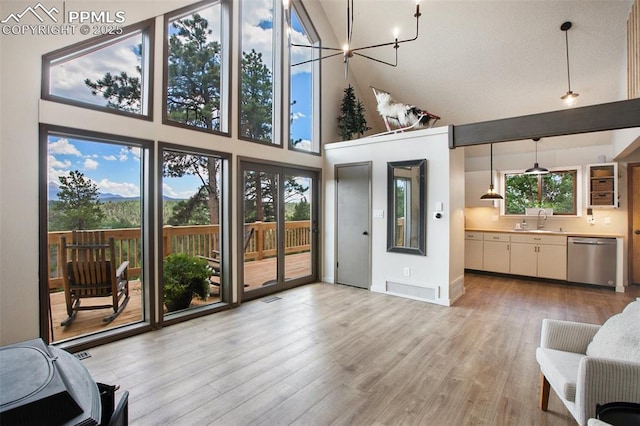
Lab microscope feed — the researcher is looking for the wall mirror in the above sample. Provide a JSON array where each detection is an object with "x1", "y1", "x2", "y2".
[{"x1": 387, "y1": 159, "x2": 426, "y2": 255}]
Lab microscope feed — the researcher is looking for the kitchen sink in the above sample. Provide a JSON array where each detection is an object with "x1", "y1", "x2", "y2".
[{"x1": 512, "y1": 229, "x2": 556, "y2": 233}]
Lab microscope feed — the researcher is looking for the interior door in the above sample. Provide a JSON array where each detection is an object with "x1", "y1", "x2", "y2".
[
  {"x1": 240, "y1": 162, "x2": 318, "y2": 301},
  {"x1": 335, "y1": 163, "x2": 371, "y2": 289},
  {"x1": 631, "y1": 163, "x2": 640, "y2": 285}
]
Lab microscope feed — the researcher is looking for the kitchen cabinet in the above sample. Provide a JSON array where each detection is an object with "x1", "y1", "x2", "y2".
[
  {"x1": 464, "y1": 232, "x2": 483, "y2": 270},
  {"x1": 510, "y1": 234, "x2": 567, "y2": 280},
  {"x1": 586, "y1": 163, "x2": 618, "y2": 209},
  {"x1": 482, "y1": 233, "x2": 510, "y2": 273}
]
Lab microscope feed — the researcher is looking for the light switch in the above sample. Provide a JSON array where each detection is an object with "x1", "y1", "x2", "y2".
[{"x1": 373, "y1": 209, "x2": 384, "y2": 219}]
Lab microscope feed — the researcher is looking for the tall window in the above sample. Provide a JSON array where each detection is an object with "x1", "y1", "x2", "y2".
[
  {"x1": 42, "y1": 126, "x2": 151, "y2": 343},
  {"x1": 160, "y1": 145, "x2": 229, "y2": 317},
  {"x1": 164, "y1": 1, "x2": 230, "y2": 134},
  {"x1": 240, "y1": 0, "x2": 276, "y2": 144},
  {"x1": 43, "y1": 20, "x2": 154, "y2": 118},
  {"x1": 503, "y1": 170, "x2": 578, "y2": 215},
  {"x1": 288, "y1": 3, "x2": 320, "y2": 153}
]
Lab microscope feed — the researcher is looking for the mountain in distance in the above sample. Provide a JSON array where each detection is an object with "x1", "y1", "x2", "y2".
[{"x1": 48, "y1": 182, "x2": 181, "y2": 202}]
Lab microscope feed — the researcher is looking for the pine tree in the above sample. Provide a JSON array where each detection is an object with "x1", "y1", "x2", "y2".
[
  {"x1": 337, "y1": 85, "x2": 370, "y2": 140},
  {"x1": 50, "y1": 170, "x2": 104, "y2": 231},
  {"x1": 240, "y1": 49, "x2": 273, "y2": 142}
]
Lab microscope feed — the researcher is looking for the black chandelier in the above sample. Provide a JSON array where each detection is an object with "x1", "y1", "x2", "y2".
[{"x1": 285, "y1": 0, "x2": 422, "y2": 78}]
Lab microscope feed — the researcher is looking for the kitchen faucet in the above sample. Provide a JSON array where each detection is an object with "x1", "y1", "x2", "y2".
[{"x1": 537, "y1": 209, "x2": 548, "y2": 230}]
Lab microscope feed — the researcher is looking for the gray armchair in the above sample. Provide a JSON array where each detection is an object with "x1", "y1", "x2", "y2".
[{"x1": 536, "y1": 300, "x2": 640, "y2": 426}]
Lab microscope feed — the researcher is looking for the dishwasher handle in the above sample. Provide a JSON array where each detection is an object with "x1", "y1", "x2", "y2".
[{"x1": 569, "y1": 238, "x2": 616, "y2": 245}]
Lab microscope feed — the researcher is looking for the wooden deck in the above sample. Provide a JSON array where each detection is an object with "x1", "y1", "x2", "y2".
[{"x1": 49, "y1": 252, "x2": 311, "y2": 342}]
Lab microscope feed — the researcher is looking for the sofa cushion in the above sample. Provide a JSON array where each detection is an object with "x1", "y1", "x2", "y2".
[
  {"x1": 536, "y1": 347, "x2": 584, "y2": 402},
  {"x1": 586, "y1": 299, "x2": 640, "y2": 363}
]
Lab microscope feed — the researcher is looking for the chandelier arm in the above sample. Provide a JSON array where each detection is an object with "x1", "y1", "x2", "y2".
[
  {"x1": 350, "y1": 14, "x2": 419, "y2": 52},
  {"x1": 352, "y1": 50, "x2": 397, "y2": 67},
  {"x1": 292, "y1": 51, "x2": 344, "y2": 67},
  {"x1": 291, "y1": 43, "x2": 344, "y2": 52}
]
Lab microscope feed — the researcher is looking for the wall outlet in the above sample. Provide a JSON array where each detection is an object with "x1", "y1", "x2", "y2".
[
  {"x1": 491, "y1": 215, "x2": 499, "y2": 222},
  {"x1": 403, "y1": 267, "x2": 411, "y2": 277},
  {"x1": 604, "y1": 216, "x2": 611, "y2": 224}
]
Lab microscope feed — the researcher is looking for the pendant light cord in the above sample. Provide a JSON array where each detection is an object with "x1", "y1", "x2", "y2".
[{"x1": 565, "y1": 30, "x2": 572, "y2": 93}]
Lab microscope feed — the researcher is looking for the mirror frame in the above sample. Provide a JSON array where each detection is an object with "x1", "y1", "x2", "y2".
[{"x1": 387, "y1": 159, "x2": 426, "y2": 255}]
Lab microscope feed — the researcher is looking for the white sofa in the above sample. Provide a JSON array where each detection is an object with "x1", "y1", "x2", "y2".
[{"x1": 536, "y1": 298, "x2": 640, "y2": 426}]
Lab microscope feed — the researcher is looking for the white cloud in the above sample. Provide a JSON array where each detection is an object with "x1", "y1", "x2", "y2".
[
  {"x1": 293, "y1": 139, "x2": 312, "y2": 150},
  {"x1": 97, "y1": 178, "x2": 140, "y2": 198},
  {"x1": 103, "y1": 155, "x2": 117, "y2": 161},
  {"x1": 84, "y1": 158, "x2": 99, "y2": 170},
  {"x1": 49, "y1": 36, "x2": 142, "y2": 106},
  {"x1": 163, "y1": 182, "x2": 196, "y2": 199},
  {"x1": 291, "y1": 111, "x2": 306, "y2": 121},
  {"x1": 48, "y1": 138, "x2": 82, "y2": 156},
  {"x1": 48, "y1": 155, "x2": 71, "y2": 169},
  {"x1": 118, "y1": 147, "x2": 129, "y2": 161}
]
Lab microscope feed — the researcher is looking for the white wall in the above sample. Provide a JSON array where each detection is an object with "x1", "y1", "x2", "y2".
[
  {"x1": 0, "y1": 0, "x2": 341, "y2": 346},
  {"x1": 323, "y1": 127, "x2": 465, "y2": 306}
]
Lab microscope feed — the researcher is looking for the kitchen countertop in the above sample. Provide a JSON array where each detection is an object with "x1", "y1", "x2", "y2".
[{"x1": 465, "y1": 228, "x2": 624, "y2": 239}]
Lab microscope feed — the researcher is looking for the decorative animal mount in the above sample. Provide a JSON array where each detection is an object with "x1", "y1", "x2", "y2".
[{"x1": 371, "y1": 87, "x2": 440, "y2": 134}]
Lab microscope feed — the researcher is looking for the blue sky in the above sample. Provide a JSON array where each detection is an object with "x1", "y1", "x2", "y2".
[{"x1": 48, "y1": 135, "x2": 143, "y2": 199}]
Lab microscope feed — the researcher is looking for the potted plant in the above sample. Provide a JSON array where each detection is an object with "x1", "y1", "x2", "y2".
[{"x1": 163, "y1": 253, "x2": 210, "y2": 312}]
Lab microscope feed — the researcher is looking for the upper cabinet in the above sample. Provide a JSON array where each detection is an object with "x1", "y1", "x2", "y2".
[{"x1": 586, "y1": 163, "x2": 618, "y2": 209}]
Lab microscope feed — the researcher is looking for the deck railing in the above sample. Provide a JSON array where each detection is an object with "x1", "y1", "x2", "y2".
[{"x1": 47, "y1": 221, "x2": 311, "y2": 291}]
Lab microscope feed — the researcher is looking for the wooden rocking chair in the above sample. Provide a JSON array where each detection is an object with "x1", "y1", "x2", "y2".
[{"x1": 60, "y1": 230, "x2": 130, "y2": 326}]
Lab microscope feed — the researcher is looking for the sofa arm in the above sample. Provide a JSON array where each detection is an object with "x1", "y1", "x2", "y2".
[
  {"x1": 540, "y1": 319, "x2": 601, "y2": 353},
  {"x1": 575, "y1": 357, "x2": 640, "y2": 426}
]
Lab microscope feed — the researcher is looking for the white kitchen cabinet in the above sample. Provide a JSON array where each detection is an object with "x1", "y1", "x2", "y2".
[
  {"x1": 510, "y1": 234, "x2": 567, "y2": 280},
  {"x1": 464, "y1": 232, "x2": 483, "y2": 270},
  {"x1": 482, "y1": 233, "x2": 510, "y2": 273}
]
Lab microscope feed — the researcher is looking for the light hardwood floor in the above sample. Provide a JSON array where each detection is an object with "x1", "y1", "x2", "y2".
[{"x1": 81, "y1": 273, "x2": 640, "y2": 425}]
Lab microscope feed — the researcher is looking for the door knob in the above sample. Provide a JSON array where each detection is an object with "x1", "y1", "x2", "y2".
[
  {"x1": 635, "y1": 229, "x2": 640, "y2": 235},
  {"x1": 362, "y1": 231, "x2": 369, "y2": 236}
]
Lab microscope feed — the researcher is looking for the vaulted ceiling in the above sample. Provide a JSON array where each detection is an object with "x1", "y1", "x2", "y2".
[{"x1": 313, "y1": 0, "x2": 636, "y2": 156}]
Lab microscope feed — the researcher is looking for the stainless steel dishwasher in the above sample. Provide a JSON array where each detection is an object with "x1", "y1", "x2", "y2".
[{"x1": 567, "y1": 237, "x2": 616, "y2": 287}]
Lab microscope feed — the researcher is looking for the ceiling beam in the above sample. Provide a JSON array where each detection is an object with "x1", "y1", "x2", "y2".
[{"x1": 450, "y1": 98, "x2": 640, "y2": 148}]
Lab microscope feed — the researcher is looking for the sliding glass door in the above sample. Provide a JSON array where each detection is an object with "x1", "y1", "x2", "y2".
[{"x1": 240, "y1": 161, "x2": 318, "y2": 300}]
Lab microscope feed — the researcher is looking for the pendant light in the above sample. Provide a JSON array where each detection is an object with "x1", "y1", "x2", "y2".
[
  {"x1": 560, "y1": 21, "x2": 579, "y2": 107},
  {"x1": 525, "y1": 138, "x2": 549, "y2": 175},
  {"x1": 480, "y1": 143, "x2": 503, "y2": 200}
]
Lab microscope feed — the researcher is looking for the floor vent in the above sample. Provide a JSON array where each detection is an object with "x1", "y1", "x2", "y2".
[
  {"x1": 262, "y1": 296, "x2": 281, "y2": 303},
  {"x1": 386, "y1": 281, "x2": 438, "y2": 301},
  {"x1": 74, "y1": 351, "x2": 91, "y2": 360}
]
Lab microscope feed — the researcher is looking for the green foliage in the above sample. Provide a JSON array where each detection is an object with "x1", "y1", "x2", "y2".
[
  {"x1": 101, "y1": 200, "x2": 141, "y2": 228},
  {"x1": 288, "y1": 197, "x2": 310, "y2": 221},
  {"x1": 243, "y1": 172, "x2": 309, "y2": 223},
  {"x1": 163, "y1": 253, "x2": 210, "y2": 312},
  {"x1": 167, "y1": 188, "x2": 211, "y2": 226},
  {"x1": 505, "y1": 171, "x2": 576, "y2": 215},
  {"x1": 167, "y1": 13, "x2": 222, "y2": 130},
  {"x1": 163, "y1": 151, "x2": 220, "y2": 226},
  {"x1": 84, "y1": 44, "x2": 142, "y2": 112},
  {"x1": 50, "y1": 170, "x2": 104, "y2": 231},
  {"x1": 337, "y1": 85, "x2": 370, "y2": 141},
  {"x1": 240, "y1": 49, "x2": 273, "y2": 142}
]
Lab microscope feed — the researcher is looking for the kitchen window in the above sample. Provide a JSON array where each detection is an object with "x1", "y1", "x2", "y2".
[{"x1": 502, "y1": 169, "x2": 578, "y2": 215}]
